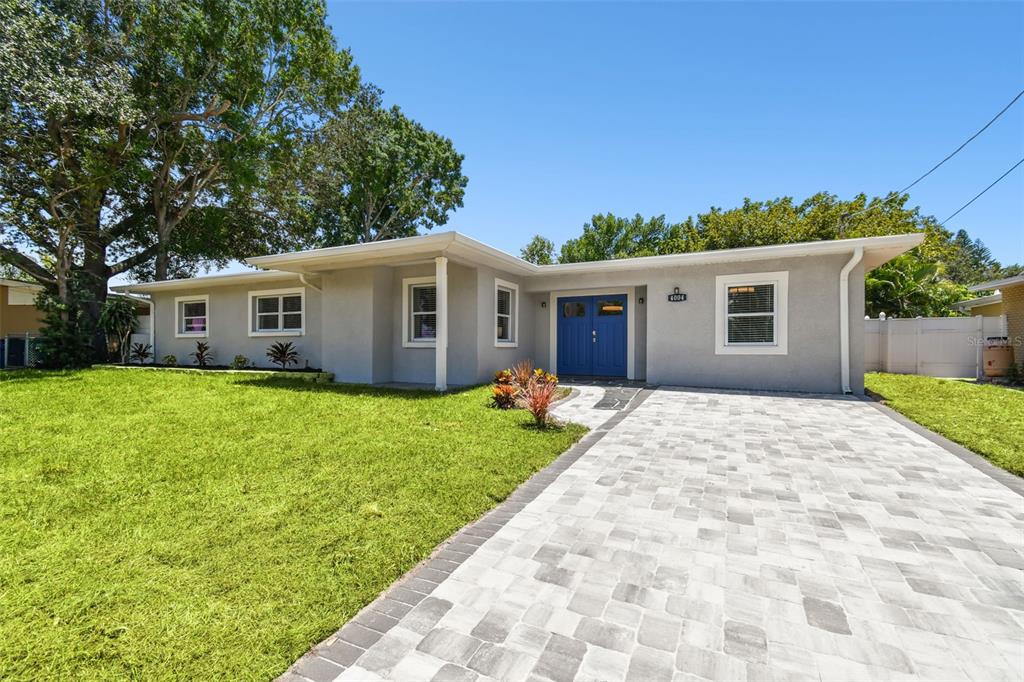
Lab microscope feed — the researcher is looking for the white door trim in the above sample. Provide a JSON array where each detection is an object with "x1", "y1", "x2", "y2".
[{"x1": 548, "y1": 287, "x2": 635, "y2": 380}]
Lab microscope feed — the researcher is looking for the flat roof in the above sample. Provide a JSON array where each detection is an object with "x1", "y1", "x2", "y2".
[
  {"x1": 968, "y1": 274, "x2": 1024, "y2": 292},
  {"x1": 248, "y1": 231, "x2": 924, "y2": 274},
  {"x1": 111, "y1": 269, "x2": 301, "y2": 294},
  {"x1": 114, "y1": 231, "x2": 925, "y2": 293}
]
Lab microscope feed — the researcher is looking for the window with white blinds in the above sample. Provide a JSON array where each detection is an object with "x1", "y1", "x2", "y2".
[
  {"x1": 715, "y1": 271, "x2": 789, "y2": 355},
  {"x1": 726, "y1": 284, "x2": 775, "y2": 344},
  {"x1": 495, "y1": 278, "x2": 518, "y2": 346},
  {"x1": 411, "y1": 284, "x2": 437, "y2": 341}
]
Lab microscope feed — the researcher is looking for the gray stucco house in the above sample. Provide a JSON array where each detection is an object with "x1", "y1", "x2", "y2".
[{"x1": 114, "y1": 231, "x2": 923, "y2": 394}]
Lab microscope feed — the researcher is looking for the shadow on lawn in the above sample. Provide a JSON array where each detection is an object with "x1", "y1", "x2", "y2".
[
  {"x1": 236, "y1": 375, "x2": 483, "y2": 399},
  {"x1": 0, "y1": 368, "x2": 84, "y2": 384}
]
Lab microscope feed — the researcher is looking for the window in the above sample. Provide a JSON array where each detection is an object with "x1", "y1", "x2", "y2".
[
  {"x1": 597, "y1": 299, "x2": 624, "y2": 316},
  {"x1": 495, "y1": 278, "x2": 519, "y2": 347},
  {"x1": 403, "y1": 276, "x2": 437, "y2": 346},
  {"x1": 714, "y1": 271, "x2": 788, "y2": 355},
  {"x1": 175, "y1": 295, "x2": 209, "y2": 337},
  {"x1": 247, "y1": 288, "x2": 304, "y2": 336}
]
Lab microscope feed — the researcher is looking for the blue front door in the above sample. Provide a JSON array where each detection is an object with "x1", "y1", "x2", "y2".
[{"x1": 557, "y1": 295, "x2": 627, "y2": 377}]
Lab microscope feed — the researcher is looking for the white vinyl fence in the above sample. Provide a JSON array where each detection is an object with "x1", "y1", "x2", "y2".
[{"x1": 865, "y1": 315, "x2": 1007, "y2": 378}]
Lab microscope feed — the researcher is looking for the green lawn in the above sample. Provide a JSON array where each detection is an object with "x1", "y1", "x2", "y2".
[
  {"x1": 0, "y1": 369, "x2": 585, "y2": 680},
  {"x1": 865, "y1": 373, "x2": 1024, "y2": 476}
]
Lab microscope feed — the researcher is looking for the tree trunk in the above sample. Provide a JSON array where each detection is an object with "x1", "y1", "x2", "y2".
[
  {"x1": 155, "y1": 248, "x2": 170, "y2": 281},
  {"x1": 82, "y1": 240, "x2": 110, "y2": 360}
]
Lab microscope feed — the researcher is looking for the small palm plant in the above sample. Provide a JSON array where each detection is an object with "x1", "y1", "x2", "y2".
[
  {"x1": 129, "y1": 343, "x2": 153, "y2": 364},
  {"x1": 191, "y1": 341, "x2": 213, "y2": 367},
  {"x1": 266, "y1": 341, "x2": 299, "y2": 370}
]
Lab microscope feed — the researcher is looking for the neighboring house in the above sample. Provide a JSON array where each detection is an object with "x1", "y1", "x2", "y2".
[
  {"x1": 967, "y1": 274, "x2": 1024, "y2": 364},
  {"x1": 114, "y1": 232, "x2": 923, "y2": 394},
  {"x1": 955, "y1": 292, "x2": 1003, "y2": 317},
  {"x1": 0, "y1": 279, "x2": 45, "y2": 368}
]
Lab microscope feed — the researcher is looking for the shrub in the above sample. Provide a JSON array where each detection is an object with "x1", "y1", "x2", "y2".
[
  {"x1": 230, "y1": 355, "x2": 251, "y2": 370},
  {"x1": 161, "y1": 354, "x2": 177, "y2": 366},
  {"x1": 490, "y1": 361, "x2": 559, "y2": 410},
  {"x1": 129, "y1": 343, "x2": 153, "y2": 364},
  {"x1": 266, "y1": 341, "x2": 299, "y2": 369},
  {"x1": 33, "y1": 288, "x2": 95, "y2": 368},
  {"x1": 491, "y1": 383, "x2": 517, "y2": 409},
  {"x1": 98, "y1": 297, "x2": 137, "y2": 363},
  {"x1": 494, "y1": 368, "x2": 514, "y2": 385},
  {"x1": 517, "y1": 378, "x2": 559, "y2": 428},
  {"x1": 510, "y1": 359, "x2": 534, "y2": 391},
  {"x1": 191, "y1": 341, "x2": 213, "y2": 367}
]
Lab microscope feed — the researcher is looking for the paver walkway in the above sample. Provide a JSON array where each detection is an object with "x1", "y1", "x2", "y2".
[{"x1": 288, "y1": 388, "x2": 1024, "y2": 682}]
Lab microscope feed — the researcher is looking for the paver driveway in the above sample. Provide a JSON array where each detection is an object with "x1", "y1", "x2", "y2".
[{"x1": 292, "y1": 388, "x2": 1024, "y2": 682}]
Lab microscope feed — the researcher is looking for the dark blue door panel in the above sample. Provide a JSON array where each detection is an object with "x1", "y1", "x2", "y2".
[
  {"x1": 593, "y1": 297, "x2": 627, "y2": 376},
  {"x1": 556, "y1": 295, "x2": 627, "y2": 377},
  {"x1": 557, "y1": 297, "x2": 592, "y2": 376}
]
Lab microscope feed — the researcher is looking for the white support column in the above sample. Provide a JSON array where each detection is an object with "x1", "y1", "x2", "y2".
[{"x1": 434, "y1": 256, "x2": 448, "y2": 391}]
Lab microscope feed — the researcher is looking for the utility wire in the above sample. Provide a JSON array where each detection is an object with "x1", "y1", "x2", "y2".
[
  {"x1": 898, "y1": 89, "x2": 1024, "y2": 194},
  {"x1": 839, "y1": 88, "x2": 1024, "y2": 230},
  {"x1": 940, "y1": 156, "x2": 1024, "y2": 226}
]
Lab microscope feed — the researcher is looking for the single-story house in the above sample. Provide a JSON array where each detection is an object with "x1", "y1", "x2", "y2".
[
  {"x1": 967, "y1": 274, "x2": 1024, "y2": 364},
  {"x1": 0, "y1": 279, "x2": 45, "y2": 368},
  {"x1": 113, "y1": 232, "x2": 923, "y2": 394},
  {"x1": 955, "y1": 292, "x2": 1004, "y2": 317}
]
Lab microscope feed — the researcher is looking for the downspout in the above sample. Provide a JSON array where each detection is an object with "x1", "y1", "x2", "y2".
[
  {"x1": 298, "y1": 273, "x2": 322, "y2": 293},
  {"x1": 839, "y1": 247, "x2": 864, "y2": 394}
]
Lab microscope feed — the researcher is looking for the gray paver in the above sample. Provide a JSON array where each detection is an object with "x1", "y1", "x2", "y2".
[{"x1": 299, "y1": 387, "x2": 1024, "y2": 682}]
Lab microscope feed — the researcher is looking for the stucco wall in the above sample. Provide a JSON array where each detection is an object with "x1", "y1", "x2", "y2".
[
  {"x1": 151, "y1": 281, "x2": 321, "y2": 369},
  {"x1": 0, "y1": 285, "x2": 45, "y2": 336},
  {"x1": 321, "y1": 267, "x2": 378, "y2": 383},
  {"x1": 527, "y1": 253, "x2": 864, "y2": 394},
  {"x1": 388, "y1": 262, "x2": 479, "y2": 385},
  {"x1": 474, "y1": 265, "x2": 536, "y2": 382}
]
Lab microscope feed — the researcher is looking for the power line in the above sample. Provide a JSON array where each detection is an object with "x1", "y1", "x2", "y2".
[
  {"x1": 940, "y1": 156, "x2": 1024, "y2": 226},
  {"x1": 899, "y1": 89, "x2": 1024, "y2": 194},
  {"x1": 839, "y1": 88, "x2": 1024, "y2": 231}
]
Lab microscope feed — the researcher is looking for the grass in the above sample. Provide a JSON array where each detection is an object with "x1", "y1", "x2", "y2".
[
  {"x1": 865, "y1": 372, "x2": 1024, "y2": 476},
  {"x1": 0, "y1": 368, "x2": 586, "y2": 680}
]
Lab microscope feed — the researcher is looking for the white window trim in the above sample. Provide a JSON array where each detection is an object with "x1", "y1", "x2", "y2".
[
  {"x1": 402, "y1": 276, "x2": 437, "y2": 348},
  {"x1": 494, "y1": 277, "x2": 519, "y2": 348},
  {"x1": 247, "y1": 287, "x2": 305, "y2": 337},
  {"x1": 715, "y1": 271, "x2": 788, "y2": 355},
  {"x1": 174, "y1": 294, "x2": 209, "y2": 338}
]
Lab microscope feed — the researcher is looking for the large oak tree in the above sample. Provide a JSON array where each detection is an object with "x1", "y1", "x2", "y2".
[{"x1": 1, "y1": 0, "x2": 360, "y2": 334}]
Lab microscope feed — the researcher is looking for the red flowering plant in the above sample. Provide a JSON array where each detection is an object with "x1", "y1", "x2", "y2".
[{"x1": 517, "y1": 377, "x2": 559, "y2": 427}]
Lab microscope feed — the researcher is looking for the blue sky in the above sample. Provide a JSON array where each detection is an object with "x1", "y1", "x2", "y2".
[{"x1": 324, "y1": 0, "x2": 1024, "y2": 266}]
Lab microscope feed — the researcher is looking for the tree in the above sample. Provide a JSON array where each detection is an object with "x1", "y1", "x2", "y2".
[
  {"x1": 520, "y1": 235, "x2": 555, "y2": 265},
  {"x1": 559, "y1": 214, "x2": 673, "y2": 263},
  {"x1": 865, "y1": 255, "x2": 969, "y2": 318},
  {"x1": 1, "y1": 0, "x2": 361, "y2": 357},
  {"x1": 554, "y1": 193, "x2": 1019, "y2": 316},
  {"x1": 293, "y1": 87, "x2": 466, "y2": 246}
]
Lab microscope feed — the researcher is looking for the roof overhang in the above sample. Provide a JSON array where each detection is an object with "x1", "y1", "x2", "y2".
[
  {"x1": 955, "y1": 292, "x2": 1002, "y2": 311},
  {"x1": 111, "y1": 270, "x2": 301, "y2": 294},
  {"x1": 969, "y1": 274, "x2": 1024, "y2": 293},
  {"x1": 246, "y1": 232, "x2": 539, "y2": 276},
  {"x1": 112, "y1": 231, "x2": 925, "y2": 293},
  {"x1": 535, "y1": 233, "x2": 924, "y2": 274},
  {"x1": 0, "y1": 279, "x2": 43, "y2": 291}
]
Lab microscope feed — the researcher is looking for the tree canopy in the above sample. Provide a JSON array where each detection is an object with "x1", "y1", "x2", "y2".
[
  {"x1": 1, "y1": 0, "x2": 467, "y2": 364},
  {"x1": 520, "y1": 234, "x2": 555, "y2": 265},
  {"x1": 529, "y1": 192, "x2": 1020, "y2": 317}
]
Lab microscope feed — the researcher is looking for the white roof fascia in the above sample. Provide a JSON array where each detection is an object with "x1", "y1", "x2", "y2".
[
  {"x1": 968, "y1": 274, "x2": 1024, "y2": 292},
  {"x1": 112, "y1": 270, "x2": 301, "y2": 294}
]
